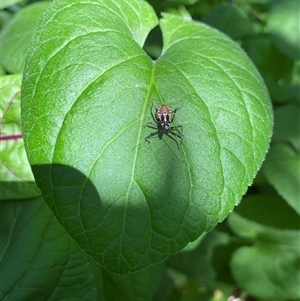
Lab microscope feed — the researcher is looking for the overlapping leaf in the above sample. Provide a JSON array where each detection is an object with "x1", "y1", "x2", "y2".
[
  {"x1": 229, "y1": 211, "x2": 300, "y2": 300},
  {"x1": 0, "y1": 2, "x2": 50, "y2": 74},
  {"x1": 0, "y1": 198, "x2": 96, "y2": 300},
  {"x1": 21, "y1": 0, "x2": 272, "y2": 274},
  {"x1": 0, "y1": 75, "x2": 40, "y2": 200}
]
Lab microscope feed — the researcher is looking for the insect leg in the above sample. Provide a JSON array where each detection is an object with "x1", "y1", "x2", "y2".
[
  {"x1": 150, "y1": 103, "x2": 158, "y2": 122},
  {"x1": 143, "y1": 121, "x2": 158, "y2": 129},
  {"x1": 145, "y1": 130, "x2": 159, "y2": 143},
  {"x1": 171, "y1": 125, "x2": 183, "y2": 135},
  {"x1": 168, "y1": 129, "x2": 183, "y2": 150},
  {"x1": 165, "y1": 132, "x2": 182, "y2": 150},
  {"x1": 171, "y1": 106, "x2": 182, "y2": 122}
]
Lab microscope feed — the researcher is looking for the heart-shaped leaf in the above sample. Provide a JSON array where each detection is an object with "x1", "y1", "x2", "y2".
[{"x1": 21, "y1": 0, "x2": 272, "y2": 274}]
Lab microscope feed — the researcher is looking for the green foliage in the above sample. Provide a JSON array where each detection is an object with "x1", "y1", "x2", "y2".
[
  {"x1": 1, "y1": 0, "x2": 299, "y2": 300},
  {"x1": 21, "y1": 0, "x2": 271, "y2": 274},
  {"x1": 266, "y1": 0, "x2": 300, "y2": 60},
  {"x1": 0, "y1": 2, "x2": 50, "y2": 73},
  {"x1": 0, "y1": 74, "x2": 40, "y2": 199},
  {"x1": 0, "y1": 0, "x2": 23, "y2": 10},
  {"x1": 202, "y1": 4, "x2": 254, "y2": 39},
  {"x1": 229, "y1": 205, "x2": 300, "y2": 300},
  {"x1": 1, "y1": 198, "x2": 97, "y2": 300},
  {"x1": 263, "y1": 104, "x2": 300, "y2": 214},
  {"x1": 242, "y1": 33, "x2": 295, "y2": 102}
]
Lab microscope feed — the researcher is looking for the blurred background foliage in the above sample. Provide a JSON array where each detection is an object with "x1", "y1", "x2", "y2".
[{"x1": 1, "y1": 0, "x2": 299, "y2": 300}]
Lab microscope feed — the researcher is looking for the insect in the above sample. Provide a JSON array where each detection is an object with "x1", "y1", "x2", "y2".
[{"x1": 144, "y1": 103, "x2": 183, "y2": 150}]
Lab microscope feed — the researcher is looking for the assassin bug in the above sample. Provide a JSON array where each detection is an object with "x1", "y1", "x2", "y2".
[{"x1": 144, "y1": 103, "x2": 183, "y2": 150}]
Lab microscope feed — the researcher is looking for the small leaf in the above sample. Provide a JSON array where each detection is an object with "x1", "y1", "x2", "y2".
[
  {"x1": 203, "y1": 4, "x2": 254, "y2": 40},
  {"x1": 0, "y1": 74, "x2": 40, "y2": 200},
  {"x1": 240, "y1": 0, "x2": 270, "y2": 3},
  {"x1": 0, "y1": 10, "x2": 13, "y2": 30},
  {"x1": 0, "y1": 0, "x2": 22, "y2": 10},
  {"x1": 168, "y1": 230, "x2": 230, "y2": 286},
  {"x1": 101, "y1": 262, "x2": 165, "y2": 301},
  {"x1": 228, "y1": 212, "x2": 300, "y2": 300},
  {"x1": 264, "y1": 144, "x2": 300, "y2": 214},
  {"x1": 242, "y1": 34, "x2": 294, "y2": 102},
  {"x1": 169, "y1": 0, "x2": 201, "y2": 5},
  {"x1": 22, "y1": 0, "x2": 273, "y2": 274},
  {"x1": 235, "y1": 194, "x2": 299, "y2": 229},
  {"x1": 271, "y1": 104, "x2": 300, "y2": 151},
  {"x1": 266, "y1": 0, "x2": 300, "y2": 60},
  {"x1": 263, "y1": 104, "x2": 300, "y2": 214},
  {"x1": 0, "y1": 2, "x2": 50, "y2": 74},
  {"x1": 0, "y1": 198, "x2": 97, "y2": 301}
]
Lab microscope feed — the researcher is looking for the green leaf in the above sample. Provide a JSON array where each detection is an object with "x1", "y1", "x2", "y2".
[
  {"x1": 0, "y1": 74, "x2": 40, "y2": 200},
  {"x1": 101, "y1": 262, "x2": 165, "y2": 301},
  {"x1": 202, "y1": 4, "x2": 254, "y2": 40},
  {"x1": 0, "y1": 0, "x2": 23, "y2": 9},
  {"x1": 0, "y1": 198, "x2": 97, "y2": 301},
  {"x1": 271, "y1": 104, "x2": 300, "y2": 151},
  {"x1": 235, "y1": 194, "x2": 300, "y2": 230},
  {"x1": 266, "y1": 0, "x2": 300, "y2": 60},
  {"x1": 263, "y1": 104, "x2": 300, "y2": 214},
  {"x1": 21, "y1": 0, "x2": 273, "y2": 274},
  {"x1": 264, "y1": 144, "x2": 300, "y2": 214},
  {"x1": 168, "y1": 0, "x2": 201, "y2": 5},
  {"x1": 180, "y1": 233, "x2": 205, "y2": 252},
  {"x1": 0, "y1": 65, "x2": 6, "y2": 76},
  {"x1": 242, "y1": 33, "x2": 294, "y2": 102},
  {"x1": 289, "y1": 61, "x2": 300, "y2": 101},
  {"x1": 239, "y1": 0, "x2": 270, "y2": 3},
  {"x1": 0, "y1": 2, "x2": 50, "y2": 74},
  {"x1": 228, "y1": 212, "x2": 300, "y2": 300},
  {"x1": 0, "y1": 10, "x2": 13, "y2": 29},
  {"x1": 167, "y1": 230, "x2": 230, "y2": 286}
]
